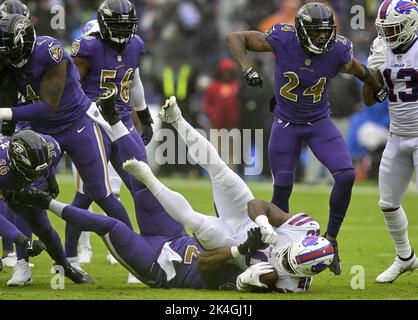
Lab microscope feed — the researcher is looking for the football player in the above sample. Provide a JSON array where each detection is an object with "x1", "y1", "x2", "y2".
[
  {"x1": 364, "y1": 0, "x2": 418, "y2": 283},
  {"x1": 226, "y1": 2, "x2": 388, "y2": 275},
  {"x1": 0, "y1": 13, "x2": 136, "y2": 270},
  {"x1": 0, "y1": 130, "x2": 93, "y2": 286},
  {"x1": 119, "y1": 96, "x2": 334, "y2": 292}
]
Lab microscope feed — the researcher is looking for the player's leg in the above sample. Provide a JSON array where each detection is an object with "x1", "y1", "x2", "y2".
[
  {"x1": 46, "y1": 197, "x2": 163, "y2": 285},
  {"x1": 1, "y1": 199, "x2": 17, "y2": 268},
  {"x1": 269, "y1": 119, "x2": 303, "y2": 213},
  {"x1": 57, "y1": 115, "x2": 133, "y2": 230},
  {"x1": 307, "y1": 118, "x2": 355, "y2": 275},
  {"x1": 375, "y1": 135, "x2": 417, "y2": 283},
  {"x1": 159, "y1": 97, "x2": 255, "y2": 233},
  {"x1": 123, "y1": 160, "x2": 236, "y2": 249}
]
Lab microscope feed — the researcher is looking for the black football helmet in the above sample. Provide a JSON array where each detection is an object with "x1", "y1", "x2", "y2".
[
  {"x1": 8, "y1": 130, "x2": 51, "y2": 182},
  {"x1": 97, "y1": 0, "x2": 138, "y2": 45},
  {"x1": 0, "y1": 14, "x2": 35, "y2": 68},
  {"x1": 0, "y1": 0, "x2": 30, "y2": 19},
  {"x1": 295, "y1": 2, "x2": 336, "y2": 55}
]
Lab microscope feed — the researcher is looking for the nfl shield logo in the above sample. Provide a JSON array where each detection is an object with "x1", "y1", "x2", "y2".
[{"x1": 305, "y1": 59, "x2": 311, "y2": 66}]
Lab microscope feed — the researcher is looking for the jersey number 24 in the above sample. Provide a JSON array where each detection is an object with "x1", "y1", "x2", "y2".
[{"x1": 280, "y1": 72, "x2": 327, "y2": 103}]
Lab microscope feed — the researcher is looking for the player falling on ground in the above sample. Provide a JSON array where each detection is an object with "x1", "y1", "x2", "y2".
[
  {"x1": 0, "y1": 14, "x2": 135, "y2": 282},
  {"x1": 226, "y1": 2, "x2": 388, "y2": 275},
  {"x1": 121, "y1": 96, "x2": 334, "y2": 292},
  {"x1": 364, "y1": 0, "x2": 418, "y2": 283},
  {"x1": 0, "y1": 130, "x2": 93, "y2": 286},
  {"x1": 5, "y1": 93, "x2": 334, "y2": 292}
]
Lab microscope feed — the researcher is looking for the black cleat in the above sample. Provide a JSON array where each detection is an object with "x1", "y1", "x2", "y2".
[
  {"x1": 324, "y1": 235, "x2": 342, "y2": 275},
  {"x1": 96, "y1": 90, "x2": 120, "y2": 125},
  {"x1": 62, "y1": 263, "x2": 94, "y2": 284}
]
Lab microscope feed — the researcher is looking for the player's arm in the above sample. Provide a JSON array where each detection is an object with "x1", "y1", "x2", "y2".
[
  {"x1": 339, "y1": 58, "x2": 388, "y2": 105},
  {"x1": 362, "y1": 70, "x2": 384, "y2": 106},
  {"x1": 226, "y1": 31, "x2": 272, "y2": 88},
  {"x1": 130, "y1": 68, "x2": 153, "y2": 145},
  {"x1": 0, "y1": 59, "x2": 68, "y2": 121},
  {"x1": 73, "y1": 56, "x2": 90, "y2": 80}
]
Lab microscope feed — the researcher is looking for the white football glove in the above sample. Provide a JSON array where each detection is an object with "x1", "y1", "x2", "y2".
[
  {"x1": 255, "y1": 215, "x2": 278, "y2": 244},
  {"x1": 367, "y1": 37, "x2": 387, "y2": 71},
  {"x1": 236, "y1": 262, "x2": 275, "y2": 291}
]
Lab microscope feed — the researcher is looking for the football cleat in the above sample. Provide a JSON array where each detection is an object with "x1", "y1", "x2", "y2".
[
  {"x1": 376, "y1": 254, "x2": 418, "y2": 283},
  {"x1": 7, "y1": 259, "x2": 32, "y2": 286},
  {"x1": 106, "y1": 252, "x2": 119, "y2": 265},
  {"x1": 157, "y1": 96, "x2": 182, "y2": 124},
  {"x1": 323, "y1": 234, "x2": 341, "y2": 275},
  {"x1": 61, "y1": 262, "x2": 94, "y2": 284},
  {"x1": 127, "y1": 272, "x2": 142, "y2": 284},
  {"x1": 123, "y1": 159, "x2": 154, "y2": 184},
  {"x1": 96, "y1": 90, "x2": 120, "y2": 126},
  {"x1": 2, "y1": 252, "x2": 17, "y2": 268},
  {"x1": 79, "y1": 247, "x2": 92, "y2": 265}
]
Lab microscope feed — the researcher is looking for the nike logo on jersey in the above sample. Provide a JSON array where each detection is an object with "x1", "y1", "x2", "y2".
[
  {"x1": 77, "y1": 126, "x2": 86, "y2": 134},
  {"x1": 48, "y1": 42, "x2": 54, "y2": 47},
  {"x1": 129, "y1": 126, "x2": 135, "y2": 132}
]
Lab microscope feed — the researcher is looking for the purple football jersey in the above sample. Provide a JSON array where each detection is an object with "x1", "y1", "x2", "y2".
[
  {"x1": 71, "y1": 35, "x2": 145, "y2": 124},
  {"x1": 265, "y1": 24, "x2": 353, "y2": 123},
  {"x1": 0, "y1": 134, "x2": 61, "y2": 192},
  {"x1": 14, "y1": 36, "x2": 91, "y2": 134}
]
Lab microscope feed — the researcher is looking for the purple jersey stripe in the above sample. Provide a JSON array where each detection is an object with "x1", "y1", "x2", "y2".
[
  {"x1": 295, "y1": 217, "x2": 315, "y2": 227},
  {"x1": 380, "y1": 0, "x2": 392, "y2": 19},
  {"x1": 288, "y1": 214, "x2": 309, "y2": 226}
]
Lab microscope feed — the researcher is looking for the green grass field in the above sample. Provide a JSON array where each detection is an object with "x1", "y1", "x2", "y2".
[{"x1": 1, "y1": 173, "x2": 418, "y2": 300}]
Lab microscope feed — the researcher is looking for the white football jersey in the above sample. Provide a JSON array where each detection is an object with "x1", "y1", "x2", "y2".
[
  {"x1": 237, "y1": 213, "x2": 320, "y2": 293},
  {"x1": 378, "y1": 37, "x2": 418, "y2": 136}
]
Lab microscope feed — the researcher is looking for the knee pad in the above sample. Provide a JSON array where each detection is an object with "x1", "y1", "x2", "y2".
[{"x1": 333, "y1": 169, "x2": 355, "y2": 187}]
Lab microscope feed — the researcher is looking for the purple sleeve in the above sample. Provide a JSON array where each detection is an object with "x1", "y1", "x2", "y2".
[
  {"x1": 12, "y1": 101, "x2": 55, "y2": 121},
  {"x1": 71, "y1": 37, "x2": 92, "y2": 58},
  {"x1": 336, "y1": 36, "x2": 354, "y2": 66},
  {"x1": 135, "y1": 36, "x2": 145, "y2": 56},
  {"x1": 40, "y1": 38, "x2": 65, "y2": 73},
  {"x1": 265, "y1": 23, "x2": 294, "y2": 52},
  {"x1": 0, "y1": 212, "x2": 21, "y2": 242}
]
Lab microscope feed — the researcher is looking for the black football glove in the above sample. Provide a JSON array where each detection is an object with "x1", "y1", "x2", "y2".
[
  {"x1": 46, "y1": 175, "x2": 59, "y2": 198},
  {"x1": 243, "y1": 67, "x2": 263, "y2": 88},
  {"x1": 237, "y1": 227, "x2": 263, "y2": 255},
  {"x1": 97, "y1": 89, "x2": 120, "y2": 125},
  {"x1": 15, "y1": 234, "x2": 46, "y2": 257},
  {"x1": 136, "y1": 107, "x2": 154, "y2": 146},
  {"x1": 373, "y1": 87, "x2": 388, "y2": 103}
]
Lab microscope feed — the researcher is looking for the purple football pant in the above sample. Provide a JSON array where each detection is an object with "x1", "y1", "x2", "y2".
[{"x1": 269, "y1": 117, "x2": 355, "y2": 238}]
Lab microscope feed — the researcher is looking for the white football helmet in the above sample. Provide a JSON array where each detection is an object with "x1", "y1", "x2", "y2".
[
  {"x1": 376, "y1": 0, "x2": 418, "y2": 49},
  {"x1": 83, "y1": 19, "x2": 100, "y2": 36},
  {"x1": 286, "y1": 236, "x2": 334, "y2": 277}
]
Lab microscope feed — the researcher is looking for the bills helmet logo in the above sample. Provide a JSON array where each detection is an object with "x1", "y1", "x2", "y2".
[
  {"x1": 49, "y1": 45, "x2": 63, "y2": 62},
  {"x1": 394, "y1": 1, "x2": 418, "y2": 14}
]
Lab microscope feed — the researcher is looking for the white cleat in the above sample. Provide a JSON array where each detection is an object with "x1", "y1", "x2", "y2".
[
  {"x1": 7, "y1": 259, "x2": 32, "y2": 286},
  {"x1": 123, "y1": 159, "x2": 153, "y2": 183},
  {"x1": 106, "y1": 252, "x2": 119, "y2": 265},
  {"x1": 157, "y1": 96, "x2": 182, "y2": 124},
  {"x1": 79, "y1": 247, "x2": 92, "y2": 264},
  {"x1": 127, "y1": 272, "x2": 142, "y2": 284},
  {"x1": 376, "y1": 255, "x2": 418, "y2": 283},
  {"x1": 2, "y1": 252, "x2": 17, "y2": 268}
]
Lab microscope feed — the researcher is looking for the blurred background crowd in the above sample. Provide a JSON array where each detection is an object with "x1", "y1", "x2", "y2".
[{"x1": 19, "y1": 0, "x2": 391, "y2": 183}]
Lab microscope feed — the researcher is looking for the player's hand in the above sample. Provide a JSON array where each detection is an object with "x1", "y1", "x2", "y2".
[
  {"x1": 237, "y1": 228, "x2": 263, "y2": 255},
  {"x1": 243, "y1": 67, "x2": 263, "y2": 88},
  {"x1": 46, "y1": 175, "x2": 59, "y2": 198},
  {"x1": 367, "y1": 38, "x2": 386, "y2": 71},
  {"x1": 25, "y1": 239, "x2": 47, "y2": 257},
  {"x1": 141, "y1": 123, "x2": 153, "y2": 146},
  {"x1": 236, "y1": 262, "x2": 275, "y2": 290},
  {"x1": 254, "y1": 215, "x2": 278, "y2": 244},
  {"x1": 373, "y1": 87, "x2": 388, "y2": 103}
]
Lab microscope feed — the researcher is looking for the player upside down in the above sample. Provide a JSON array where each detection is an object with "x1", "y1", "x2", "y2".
[{"x1": 7, "y1": 94, "x2": 334, "y2": 292}]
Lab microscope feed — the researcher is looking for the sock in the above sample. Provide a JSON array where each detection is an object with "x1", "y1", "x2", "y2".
[
  {"x1": 326, "y1": 169, "x2": 355, "y2": 238},
  {"x1": 79, "y1": 231, "x2": 91, "y2": 250},
  {"x1": 272, "y1": 185, "x2": 293, "y2": 213},
  {"x1": 172, "y1": 117, "x2": 226, "y2": 178},
  {"x1": 65, "y1": 192, "x2": 93, "y2": 258},
  {"x1": 382, "y1": 207, "x2": 412, "y2": 259},
  {"x1": 96, "y1": 194, "x2": 133, "y2": 230}
]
